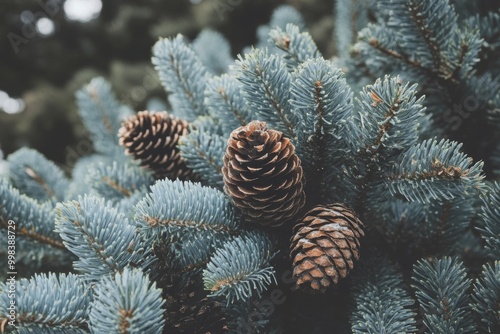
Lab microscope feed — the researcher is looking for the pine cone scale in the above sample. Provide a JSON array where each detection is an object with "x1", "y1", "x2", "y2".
[
  {"x1": 317, "y1": 238, "x2": 336, "y2": 248},
  {"x1": 316, "y1": 255, "x2": 335, "y2": 268}
]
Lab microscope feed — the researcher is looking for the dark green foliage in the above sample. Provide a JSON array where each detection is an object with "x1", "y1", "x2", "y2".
[
  {"x1": 349, "y1": 0, "x2": 500, "y2": 175},
  {"x1": 471, "y1": 261, "x2": 500, "y2": 332},
  {"x1": 356, "y1": 0, "x2": 480, "y2": 81},
  {"x1": 478, "y1": 182, "x2": 500, "y2": 259},
  {"x1": 386, "y1": 138, "x2": 484, "y2": 203},
  {"x1": 380, "y1": 0, "x2": 462, "y2": 72},
  {"x1": 351, "y1": 255, "x2": 417, "y2": 333},
  {"x1": 369, "y1": 194, "x2": 478, "y2": 259},
  {"x1": 289, "y1": 58, "x2": 353, "y2": 200},
  {"x1": 152, "y1": 235, "x2": 230, "y2": 334},
  {"x1": 412, "y1": 257, "x2": 475, "y2": 333}
]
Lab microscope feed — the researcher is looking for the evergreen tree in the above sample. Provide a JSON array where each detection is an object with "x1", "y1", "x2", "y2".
[{"x1": 1, "y1": 2, "x2": 499, "y2": 333}]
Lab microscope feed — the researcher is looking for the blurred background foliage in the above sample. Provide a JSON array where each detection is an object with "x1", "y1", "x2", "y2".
[{"x1": 0, "y1": 0, "x2": 335, "y2": 172}]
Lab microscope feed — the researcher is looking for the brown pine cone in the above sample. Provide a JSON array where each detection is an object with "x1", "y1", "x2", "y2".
[
  {"x1": 163, "y1": 277, "x2": 228, "y2": 334},
  {"x1": 290, "y1": 204, "x2": 364, "y2": 293},
  {"x1": 152, "y1": 241, "x2": 228, "y2": 334},
  {"x1": 118, "y1": 111, "x2": 191, "y2": 180},
  {"x1": 222, "y1": 121, "x2": 306, "y2": 227}
]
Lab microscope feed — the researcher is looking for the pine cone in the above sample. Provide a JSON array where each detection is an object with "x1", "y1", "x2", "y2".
[
  {"x1": 222, "y1": 121, "x2": 306, "y2": 227},
  {"x1": 290, "y1": 204, "x2": 364, "y2": 293},
  {"x1": 118, "y1": 111, "x2": 191, "y2": 180},
  {"x1": 163, "y1": 277, "x2": 228, "y2": 334},
  {"x1": 152, "y1": 242, "x2": 228, "y2": 334}
]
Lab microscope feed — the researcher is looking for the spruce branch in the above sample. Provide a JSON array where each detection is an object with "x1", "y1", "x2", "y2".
[
  {"x1": 178, "y1": 128, "x2": 226, "y2": 189},
  {"x1": 86, "y1": 161, "x2": 153, "y2": 202},
  {"x1": 452, "y1": 28, "x2": 483, "y2": 80},
  {"x1": 114, "y1": 191, "x2": 152, "y2": 220},
  {"x1": 0, "y1": 179, "x2": 65, "y2": 250},
  {"x1": 224, "y1": 298, "x2": 272, "y2": 333},
  {"x1": 235, "y1": 48, "x2": 296, "y2": 138},
  {"x1": 467, "y1": 73, "x2": 500, "y2": 126},
  {"x1": 434, "y1": 196, "x2": 476, "y2": 246},
  {"x1": 175, "y1": 237, "x2": 215, "y2": 277},
  {"x1": 135, "y1": 179, "x2": 241, "y2": 238},
  {"x1": 290, "y1": 58, "x2": 355, "y2": 200},
  {"x1": 191, "y1": 114, "x2": 224, "y2": 135},
  {"x1": 192, "y1": 29, "x2": 233, "y2": 75},
  {"x1": 358, "y1": 0, "x2": 483, "y2": 84},
  {"x1": 203, "y1": 231, "x2": 277, "y2": 305},
  {"x1": 470, "y1": 11, "x2": 500, "y2": 52},
  {"x1": 335, "y1": 0, "x2": 372, "y2": 62},
  {"x1": 351, "y1": 255, "x2": 417, "y2": 333},
  {"x1": 204, "y1": 74, "x2": 251, "y2": 136},
  {"x1": 76, "y1": 77, "x2": 133, "y2": 157},
  {"x1": 268, "y1": 5, "x2": 305, "y2": 31},
  {"x1": 412, "y1": 257, "x2": 475, "y2": 334},
  {"x1": 478, "y1": 181, "x2": 500, "y2": 259},
  {"x1": 7, "y1": 148, "x2": 69, "y2": 203},
  {"x1": 358, "y1": 75, "x2": 425, "y2": 156},
  {"x1": 268, "y1": 24, "x2": 321, "y2": 71},
  {"x1": 89, "y1": 267, "x2": 165, "y2": 334},
  {"x1": 385, "y1": 138, "x2": 484, "y2": 203},
  {"x1": 0, "y1": 273, "x2": 90, "y2": 332},
  {"x1": 152, "y1": 34, "x2": 210, "y2": 121},
  {"x1": 255, "y1": 5, "x2": 305, "y2": 50},
  {"x1": 55, "y1": 195, "x2": 152, "y2": 280},
  {"x1": 378, "y1": 0, "x2": 459, "y2": 74},
  {"x1": 356, "y1": 23, "x2": 429, "y2": 76},
  {"x1": 471, "y1": 261, "x2": 500, "y2": 332},
  {"x1": 350, "y1": 75, "x2": 427, "y2": 209},
  {"x1": 151, "y1": 233, "x2": 215, "y2": 283},
  {"x1": 369, "y1": 195, "x2": 476, "y2": 256},
  {"x1": 65, "y1": 154, "x2": 116, "y2": 200}
]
